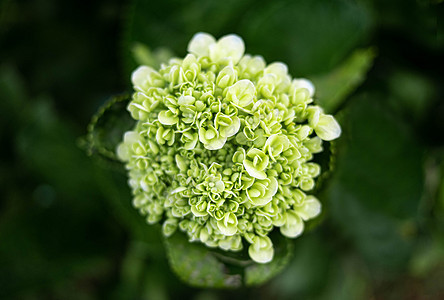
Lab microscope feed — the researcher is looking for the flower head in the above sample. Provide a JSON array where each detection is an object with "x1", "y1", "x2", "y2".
[{"x1": 117, "y1": 32, "x2": 341, "y2": 264}]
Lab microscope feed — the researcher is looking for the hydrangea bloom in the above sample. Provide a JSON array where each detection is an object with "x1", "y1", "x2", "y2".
[{"x1": 117, "y1": 32, "x2": 341, "y2": 264}]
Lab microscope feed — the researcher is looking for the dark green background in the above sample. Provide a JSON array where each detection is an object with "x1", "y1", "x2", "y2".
[{"x1": 1, "y1": 0, "x2": 443, "y2": 299}]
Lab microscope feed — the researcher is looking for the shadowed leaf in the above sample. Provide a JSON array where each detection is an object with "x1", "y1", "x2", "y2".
[{"x1": 312, "y1": 48, "x2": 376, "y2": 113}]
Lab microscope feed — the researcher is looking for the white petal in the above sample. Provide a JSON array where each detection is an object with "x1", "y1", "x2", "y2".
[
  {"x1": 249, "y1": 246, "x2": 274, "y2": 264},
  {"x1": 171, "y1": 186, "x2": 187, "y2": 194},
  {"x1": 265, "y1": 62, "x2": 288, "y2": 78},
  {"x1": 280, "y1": 211, "x2": 304, "y2": 238},
  {"x1": 243, "y1": 160, "x2": 267, "y2": 180},
  {"x1": 227, "y1": 79, "x2": 255, "y2": 107},
  {"x1": 116, "y1": 143, "x2": 130, "y2": 161},
  {"x1": 187, "y1": 32, "x2": 216, "y2": 57},
  {"x1": 315, "y1": 114, "x2": 341, "y2": 141},
  {"x1": 293, "y1": 79, "x2": 315, "y2": 98},
  {"x1": 296, "y1": 195, "x2": 321, "y2": 221},
  {"x1": 218, "y1": 237, "x2": 233, "y2": 250},
  {"x1": 204, "y1": 136, "x2": 227, "y2": 150},
  {"x1": 217, "y1": 222, "x2": 237, "y2": 236},
  {"x1": 210, "y1": 34, "x2": 245, "y2": 64},
  {"x1": 248, "y1": 237, "x2": 274, "y2": 264},
  {"x1": 131, "y1": 66, "x2": 154, "y2": 89}
]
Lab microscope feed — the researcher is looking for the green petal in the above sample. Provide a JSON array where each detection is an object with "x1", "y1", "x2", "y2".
[
  {"x1": 219, "y1": 116, "x2": 240, "y2": 138},
  {"x1": 217, "y1": 212, "x2": 238, "y2": 236},
  {"x1": 265, "y1": 62, "x2": 288, "y2": 76},
  {"x1": 158, "y1": 110, "x2": 178, "y2": 125},
  {"x1": 191, "y1": 204, "x2": 208, "y2": 217},
  {"x1": 216, "y1": 66, "x2": 237, "y2": 89},
  {"x1": 226, "y1": 79, "x2": 256, "y2": 107},
  {"x1": 183, "y1": 132, "x2": 198, "y2": 150},
  {"x1": 116, "y1": 143, "x2": 131, "y2": 161},
  {"x1": 198, "y1": 127, "x2": 207, "y2": 144},
  {"x1": 205, "y1": 136, "x2": 227, "y2": 150},
  {"x1": 243, "y1": 160, "x2": 267, "y2": 180},
  {"x1": 304, "y1": 137, "x2": 323, "y2": 153},
  {"x1": 264, "y1": 177, "x2": 278, "y2": 200},
  {"x1": 175, "y1": 154, "x2": 187, "y2": 172},
  {"x1": 247, "y1": 177, "x2": 278, "y2": 206}
]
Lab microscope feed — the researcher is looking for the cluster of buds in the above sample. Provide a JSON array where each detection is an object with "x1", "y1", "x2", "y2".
[{"x1": 117, "y1": 33, "x2": 341, "y2": 263}]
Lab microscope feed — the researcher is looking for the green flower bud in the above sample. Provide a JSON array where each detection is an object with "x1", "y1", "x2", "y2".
[
  {"x1": 180, "y1": 54, "x2": 200, "y2": 83},
  {"x1": 299, "y1": 176, "x2": 315, "y2": 191},
  {"x1": 257, "y1": 73, "x2": 277, "y2": 99},
  {"x1": 304, "y1": 137, "x2": 323, "y2": 153},
  {"x1": 290, "y1": 78, "x2": 315, "y2": 99},
  {"x1": 155, "y1": 126, "x2": 175, "y2": 146},
  {"x1": 180, "y1": 129, "x2": 199, "y2": 150},
  {"x1": 264, "y1": 62, "x2": 291, "y2": 93}
]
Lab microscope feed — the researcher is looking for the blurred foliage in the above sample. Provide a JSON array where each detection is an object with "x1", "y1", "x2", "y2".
[
  {"x1": 312, "y1": 48, "x2": 377, "y2": 114},
  {"x1": 0, "y1": 0, "x2": 443, "y2": 299}
]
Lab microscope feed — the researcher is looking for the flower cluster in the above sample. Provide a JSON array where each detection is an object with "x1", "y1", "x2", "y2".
[{"x1": 117, "y1": 33, "x2": 341, "y2": 263}]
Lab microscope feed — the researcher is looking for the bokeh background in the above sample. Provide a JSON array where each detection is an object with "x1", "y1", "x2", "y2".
[{"x1": 1, "y1": 0, "x2": 443, "y2": 299}]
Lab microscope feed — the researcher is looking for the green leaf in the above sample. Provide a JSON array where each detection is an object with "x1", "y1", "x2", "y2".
[
  {"x1": 83, "y1": 94, "x2": 135, "y2": 166},
  {"x1": 386, "y1": 69, "x2": 436, "y2": 123},
  {"x1": 312, "y1": 48, "x2": 377, "y2": 113},
  {"x1": 123, "y1": 0, "x2": 373, "y2": 76},
  {"x1": 164, "y1": 232, "x2": 242, "y2": 288},
  {"x1": 1, "y1": 93, "x2": 122, "y2": 297},
  {"x1": 239, "y1": 0, "x2": 373, "y2": 75},
  {"x1": 0, "y1": 65, "x2": 27, "y2": 121},
  {"x1": 410, "y1": 238, "x2": 444, "y2": 277},
  {"x1": 164, "y1": 231, "x2": 294, "y2": 288},
  {"x1": 326, "y1": 94, "x2": 425, "y2": 271}
]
